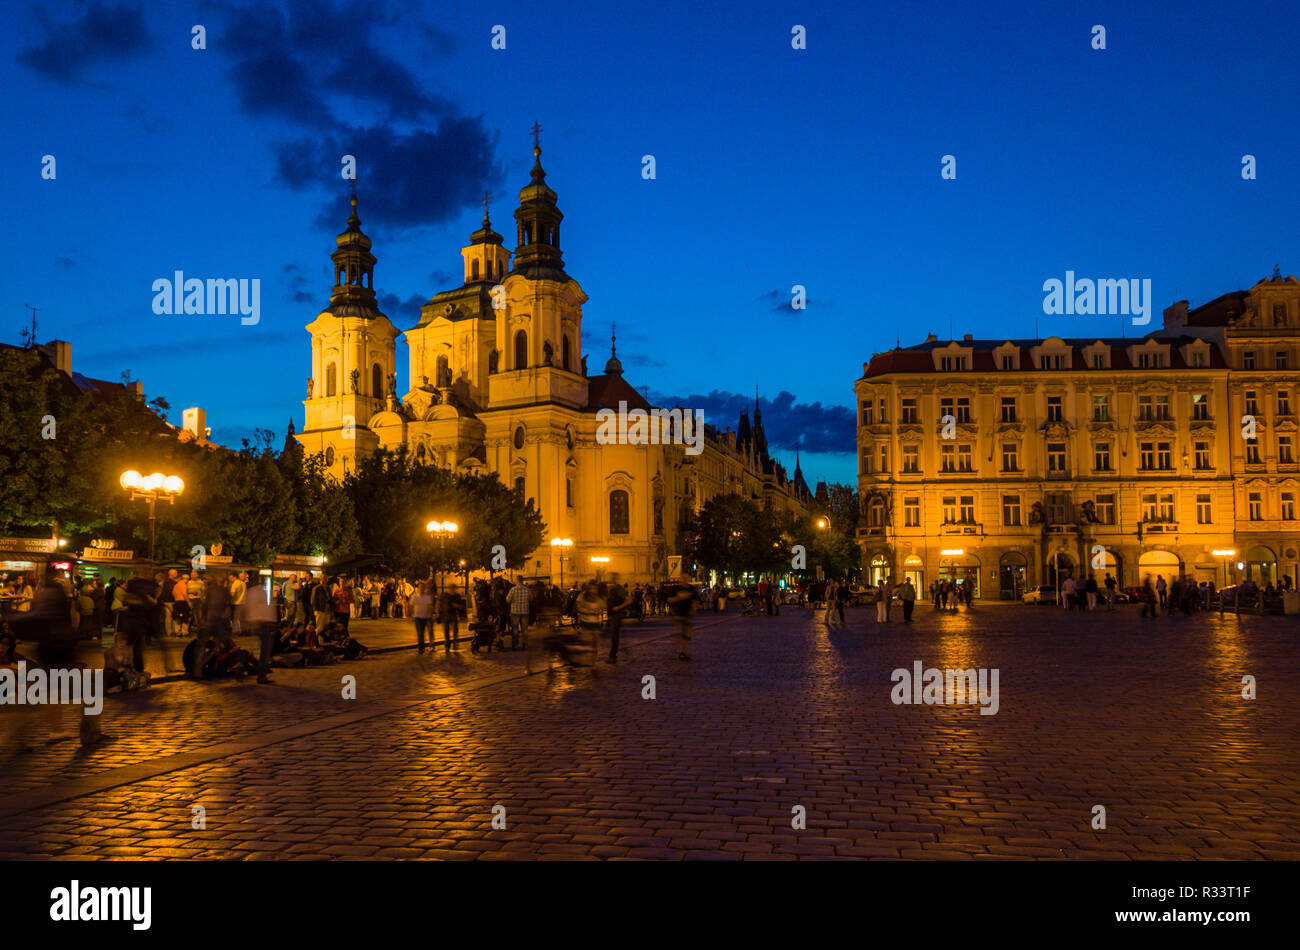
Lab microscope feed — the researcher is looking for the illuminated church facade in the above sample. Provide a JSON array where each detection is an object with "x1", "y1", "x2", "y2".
[{"x1": 295, "y1": 142, "x2": 810, "y2": 582}]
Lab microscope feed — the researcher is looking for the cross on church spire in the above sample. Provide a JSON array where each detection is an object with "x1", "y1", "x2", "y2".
[
  {"x1": 530, "y1": 120, "x2": 543, "y2": 152},
  {"x1": 482, "y1": 191, "x2": 491, "y2": 224}
]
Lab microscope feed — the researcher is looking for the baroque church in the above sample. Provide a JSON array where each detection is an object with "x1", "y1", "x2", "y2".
[{"x1": 295, "y1": 139, "x2": 810, "y2": 583}]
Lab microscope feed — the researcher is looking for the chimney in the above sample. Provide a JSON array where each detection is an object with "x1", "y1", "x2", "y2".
[
  {"x1": 963, "y1": 333, "x2": 973, "y2": 342},
  {"x1": 924, "y1": 333, "x2": 938, "y2": 343},
  {"x1": 49, "y1": 340, "x2": 72, "y2": 374},
  {"x1": 183, "y1": 407, "x2": 207, "y2": 443},
  {"x1": 1163, "y1": 300, "x2": 1189, "y2": 332}
]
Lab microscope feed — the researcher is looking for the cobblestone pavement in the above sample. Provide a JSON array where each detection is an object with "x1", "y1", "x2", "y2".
[{"x1": 1, "y1": 605, "x2": 1297, "y2": 860}]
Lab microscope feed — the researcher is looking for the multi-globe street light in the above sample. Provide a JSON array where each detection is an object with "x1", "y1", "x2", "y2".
[
  {"x1": 426, "y1": 520, "x2": 459, "y2": 590},
  {"x1": 550, "y1": 537, "x2": 573, "y2": 587},
  {"x1": 119, "y1": 469, "x2": 184, "y2": 561}
]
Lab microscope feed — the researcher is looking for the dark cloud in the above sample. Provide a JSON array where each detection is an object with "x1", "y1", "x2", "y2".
[
  {"x1": 625, "y1": 353, "x2": 666, "y2": 369},
  {"x1": 649, "y1": 388, "x2": 855, "y2": 456},
  {"x1": 80, "y1": 330, "x2": 304, "y2": 367},
  {"x1": 16, "y1": 1, "x2": 152, "y2": 84},
  {"x1": 377, "y1": 291, "x2": 428, "y2": 325},
  {"x1": 54, "y1": 256, "x2": 76, "y2": 270},
  {"x1": 421, "y1": 25, "x2": 458, "y2": 56},
  {"x1": 282, "y1": 262, "x2": 313, "y2": 304},
  {"x1": 755, "y1": 288, "x2": 834, "y2": 313},
  {"x1": 217, "y1": 0, "x2": 500, "y2": 231},
  {"x1": 276, "y1": 119, "x2": 501, "y2": 230}
]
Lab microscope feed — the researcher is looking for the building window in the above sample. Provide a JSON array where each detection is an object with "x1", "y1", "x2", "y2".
[
  {"x1": 1137, "y1": 396, "x2": 1153, "y2": 421},
  {"x1": 566, "y1": 477, "x2": 574, "y2": 508},
  {"x1": 514, "y1": 475, "x2": 525, "y2": 496},
  {"x1": 904, "y1": 497, "x2": 920, "y2": 527},
  {"x1": 372, "y1": 363, "x2": 383, "y2": 397},
  {"x1": 940, "y1": 356, "x2": 967, "y2": 371},
  {"x1": 1274, "y1": 304, "x2": 1287, "y2": 326},
  {"x1": 939, "y1": 397, "x2": 954, "y2": 421},
  {"x1": 1155, "y1": 395, "x2": 1170, "y2": 420},
  {"x1": 514, "y1": 330, "x2": 528, "y2": 369},
  {"x1": 1280, "y1": 435, "x2": 1294, "y2": 465},
  {"x1": 1093, "y1": 395, "x2": 1109, "y2": 421},
  {"x1": 609, "y1": 490, "x2": 630, "y2": 534},
  {"x1": 959, "y1": 496, "x2": 975, "y2": 523},
  {"x1": 1002, "y1": 494, "x2": 1021, "y2": 526},
  {"x1": 1156, "y1": 442, "x2": 1172, "y2": 470},
  {"x1": 1277, "y1": 350, "x2": 1289, "y2": 370},
  {"x1": 562, "y1": 335, "x2": 571, "y2": 371},
  {"x1": 1140, "y1": 442, "x2": 1155, "y2": 470},
  {"x1": 326, "y1": 363, "x2": 337, "y2": 397},
  {"x1": 1191, "y1": 351, "x2": 1205, "y2": 368},
  {"x1": 1192, "y1": 393, "x2": 1209, "y2": 420},
  {"x1": 1158, "y1": 493, "x2": 1175, "y2": 522},
  {"x1": 1046, "y1": 492, "x2": 1068, "y2": 523},
  {"x1": 861, "y1": 448, "x2": 873, "y2": 475},
  {"x1": 1245, "y1": 391, "x2": 1259, "y2": 416},
  {"x1": 1248, "y1": 491, "x2": 1262, "y2": 521},
  {"x1": 1243, "y1": 351, "x2": 1256, "y2": 369},
  {"x1": 877, "y1": 398, "x2": 888, "y2": 422},
  {"x1": 1000, "y1": 396, "x2": 1016, "y2": 422},
  {"x1": 1001, "y1": 442, "x2": 1018, "y2": 472},
  {"x1": 1246, "y1": 440, "x2": 1261, "y2": 465},
  {"x1": 900, "y1": 398, "x2": 918, "y2": 424},
  {"x1": 1279, "y1": 390, "x2": 1292, "y2": 416},
  {"x1": 1141, "y1": 492, "x2": 1156, "y2": 521},
  {"x1": 860, "y1": 400, "x2": 873, "y2": 426},
  {"x1": 940, "y1": 444, "x2": 955, "y2": 473},
  {"x1": 1043, "y1": 353, "x2": 1066, "y2": 369},
  {"x1": 1092, "y1": 353, "x2": 1105, "y2": 369},
  {"x1": 902, "y1": 445, "x2": 919, "y2": 473},
  {"x1": 942, "y1": 495, "x2": 958, "y2": 523},
  {"x1": 1095, "y1": 493, "x2": 1115, "y2": 525},
  {"x1": 1194, "y1": 441, "x2": 1210, "y2": 469},
  {"x1": 867, "y1": 500, "x2": 886, "y2": 527},
  {"x1": 957, "y1": 445, "x2": 973, "y2": 472},
  {"x1": 325, "y1": 445, "x2": 335, "y2": 466},
  {"x1": 1283, "y1": 493, "x2": 1296, "y2": 521},
  {"x1": 1046, "y1": 396, "x2": 1062, "y2": 422},
  {"x1": 1047, "y1": 442, "x2": 1066, "y2": 472},
  {"x1": 1196, "y1": 494, "x2": 1212, "y2": 524},
  {"x1": 955, "y1": 398, "x2": 971, "y2": 423},
  {"x1": 1002, "y1": 355, "x2": 1014, "y2": 370},
  {"x1": 879, "y1": 445, "x2": 889, "y2": 473},
  {"x1": 513, "y1": 426, "x2": 526, "y2": 450},
  {"x1": 1093, "y1": 442, "x2": 1111, "y2": 471}
]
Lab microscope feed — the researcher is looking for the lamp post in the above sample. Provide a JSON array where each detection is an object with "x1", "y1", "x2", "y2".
[
  {"x1": 550, "y1": 537, "x2": 573, "y2": 587},
  {"x1": 119, "y1": 470, "x2": 184, "y2": 562},
  {"x1": 426, "y1": 520, "x2": 459, "y2": 592}
]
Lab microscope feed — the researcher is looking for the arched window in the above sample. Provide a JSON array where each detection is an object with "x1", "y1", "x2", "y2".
[
  {"x1": 436, "y1": 355, "x2": 450, "y2": 388},
  {"x1": 325, "y1": 446, "x2": 335, "y2": 466},
  {"x1": 471, "y1": 259, "x2": 480, "y2": 280},
  {"x1": 609, "y1": 490, "x2": 630, "y2": 535},
  {"x1": 488, "y1": 350, "x2": 499, "y2": 374},
  {"x1": 514, "y1": 330, "x2": 528, "y2": 369},
  {"x1": 372, "y1": 363, "x2": 383, "y2": 398},
  {"x1": 326, "y1": 363, "x2": 337, "y2": 397},
  {"x1": 514, "y1": 475, "x2": 525, "y2": 496},
  {"x1": 562, "y1": 334, "x2": 571, "y2": 371}
]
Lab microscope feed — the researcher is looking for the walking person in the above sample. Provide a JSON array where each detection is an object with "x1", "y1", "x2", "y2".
[
  {"x1": 876, "y1": 577, "x2": 892, "y2": 623},
  {"x1": 1156, "y1": 574, "x2": 1167, "y2": 609},
  {"x1": 1140, "y1": 575, "x2": 1157, "y2": 619},
  {"x1": 508, "y1": 576, "x2": 531, "y2": 651},
  {"x1": 669, "y1": 574, "x2": 697, "y2": 660},
  {"x1": 240, "y1": 576, "x2": 278, "y2": 684},
  {"x1": 822, "y1": 579, "x2": 839, "y2": 627},
  {"x1": 438, "y1": 583, "x2": 463, "y2": 652},
  {"x1": 1062, "y1": 575, "x2": 1077, "y2": 611},
  {"x1": 900, "y1": 577, "x2": 916, "y2": 622},
  {"x1": 1103, "y1": 572, "x2": 1117, "y2": 611},
  {"x1": 229, "y1": 571, "x2": 247, "y2": 634},
  {"x1": 310, "y1": 575, "x2": 331, "y2": 632},
  {"x1": 605, "y1": 573, "x2": 632, "y2": 662},
  {"x1": 120, "y1": 564, "x2": 158, "y2": 675},
  {"x1": 410, "y1": 580, "x2": 434, "y2": 653},
  {"x1": 161, "y1": 568, "x2": 178, "y2": 635}
]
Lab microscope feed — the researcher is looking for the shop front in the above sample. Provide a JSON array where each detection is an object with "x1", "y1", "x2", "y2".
[{"x1": 938, "y1": 549, "x2": 980, "y2": 598}]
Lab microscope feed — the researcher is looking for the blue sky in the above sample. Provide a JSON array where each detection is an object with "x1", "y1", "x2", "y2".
[{"x1": 5, "y1": 0, "x2": 1300, "y2": 487}]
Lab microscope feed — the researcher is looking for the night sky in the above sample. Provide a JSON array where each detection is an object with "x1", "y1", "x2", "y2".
[{"x1": 6, "y1": 0, "x2": 1300, "y2": 487}]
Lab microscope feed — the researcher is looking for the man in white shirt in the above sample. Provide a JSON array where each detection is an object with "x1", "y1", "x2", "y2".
[
  {"x1": 1061, "y1": 575, "x2": 1077, "y2": 610},
  {"x1": 410, "y1": 580, "x2": 435, "y2": 654}
]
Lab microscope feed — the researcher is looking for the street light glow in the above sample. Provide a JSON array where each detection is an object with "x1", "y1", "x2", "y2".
[
  {"x1": 941, "y1": 548, "x2": 965, "y2": 556},
  {"x1": 119, "y1": 470, "x2": 142, "y2": 490},
  {"x1": 426, "y1": 520, "x2": 459, "y2": 534},
  {"x1": 590, "y1": 556, "x2": 610, "y2": 563},
  {"x1": 1212, "y1": 549, "x2": 1236, "y2": 557},
  {"x1": 550, "y1": 537, "x2": 573, "y2": 547}
]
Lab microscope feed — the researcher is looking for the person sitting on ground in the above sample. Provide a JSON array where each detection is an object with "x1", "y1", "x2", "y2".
[
  {"x1": 319, "y1": 621, "x2": 368, "y2": 660},
  {"x1": 103, "y1": 632, "x2": 150, "y2": 692}
]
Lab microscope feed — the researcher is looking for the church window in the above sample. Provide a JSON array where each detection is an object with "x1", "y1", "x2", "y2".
[
  {"x1": 472, "y1": 260, "x2": 480, "y2": 280},
  {"x1": 436, "y1": 355, "x2": 451, "y2": 388},
  {"x1": 513, "y1": 426, "x2": 525, "y2": 450},
  {"x1": 326, "y1": 363, "x2": 337, "y2": 397},
  {"x1": 514, "y1": 330, "x2": 528, "y2": 369},
  {"x1": 514, "y1": 476, "x2": 525, "y2": 496},
  {"x1": 325, "y1": 446, "x2": 335, "y2": 465},
  {"x1": 372, "y1": 363, "x2": 382, "y2": 398},
  {"x1": 562, "y1": 334, "x2": 571, "y2": 371},
  {"x1": 566, "y1": 477, "x2": 574, "y2": 508},
  {"x1": 488, "y1": 349, "x2": 499, "y2": 374},
  {"x1": 609, "y1": 490, "x2": 630, "y2": 535}
]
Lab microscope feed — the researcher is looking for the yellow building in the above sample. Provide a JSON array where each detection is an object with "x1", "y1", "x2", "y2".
[
  {"x1": 296, "y1": 144, "x2": 809, "y2": 582},
  {"x1": 855, "y1": 270, "x2": 1300, "y2": 599}
]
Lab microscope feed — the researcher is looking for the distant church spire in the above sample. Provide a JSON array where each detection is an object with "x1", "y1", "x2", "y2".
[
  {"x1": 329, "y1": 180, "x2": 382, "y2": 317},
  {"x1": 512, "y1": 126, "x2": 567, "y2": 280},
  {"x1": 604, "y1": 322, "x2": 623, "y2": 375}
]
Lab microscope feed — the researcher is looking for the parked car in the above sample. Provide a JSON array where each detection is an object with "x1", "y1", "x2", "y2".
[{"x1": 1022, "y1": 585, "x2": 1056, "y2": 605}]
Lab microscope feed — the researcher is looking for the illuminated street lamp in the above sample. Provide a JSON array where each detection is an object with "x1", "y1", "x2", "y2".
[
  {"x1": 816, "y1": 518, "x2": 829, "y2": 529},
  {"x1": 119, "y1": 469, "x2": 184, "y2": 561},
  {"x1": 426, "y1": 520, "x2": 459, "y2": 590},
  {"x1": 550, "y1": 537, "x2": 573, "y2": 586}
]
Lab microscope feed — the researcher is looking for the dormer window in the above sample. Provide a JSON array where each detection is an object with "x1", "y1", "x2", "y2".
[
  {"x1": 1243, "y1": 351, "x2": 1256, "y2": 369},
  {"x1": 940, "y1": 355, "x2": 967, "y2": 371},
  {"x1": 1002, "y1": 355, "x2": 1014, "y2": 370}
]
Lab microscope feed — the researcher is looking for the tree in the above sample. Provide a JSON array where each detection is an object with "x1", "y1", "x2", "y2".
[
  {"x1": 681, "y1": 494, "x2": 792, "y2": 578},
  {"x1": 343, "y1": 448, "x2": 545, "y2": 577}
]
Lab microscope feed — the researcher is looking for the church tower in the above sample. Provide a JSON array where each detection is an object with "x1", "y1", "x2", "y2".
[
  {"x1": 489, "y1": 129, "x2": 589, "y2": 409},
  {"x1": 297, "y1": 184, "x2": 399, "y2": 478}
]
